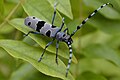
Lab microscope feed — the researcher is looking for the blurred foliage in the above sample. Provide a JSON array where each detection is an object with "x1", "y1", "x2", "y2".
[{"x1": 0, "y1": 0, "x2": 120, "y2": 80}]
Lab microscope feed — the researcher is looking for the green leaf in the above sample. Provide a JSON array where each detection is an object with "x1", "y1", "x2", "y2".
[
  {"x1": 9, "y1": 18, "x2": 78, "y2": 64},
  {"x1": 6, "y1": 0, "x2": 19, "y2": 3},
  {"x1": 0, "y1": 23, "x2": 15, "y2": 34},
  {"x1": 0, "y1": 0, "x2": 4, "y2": 21},
  {"x1": 47, "y1": 0, "x2": 73, "y2": 19},
  {"x1": 80, "y1": 31, "x2": 111, "y2": 48},
  {"x1": 78, "y1": 59, "x2": 120, "y2": 77},
  {"x1": 67, "y1": 19, "x2": 81, "y2": 34},
  {"x1": 82, "y1": 44, "x2": 120, "y2": 67},
  {"x1": 0, "y1": 0, "x2": 4, "y2": 15},
  {"x1": 107, "y1": 34, "x2": 120, "y2": 50},
  {"x1": 0, "y1": 48, "x2": 8, "y2": 58},
  {"x1": 77, "y1": 71, "x2": 107, "y2": 80},
  {"x1": 0, "y1": 40, "x2": 74, "y2": 80},
  {"x1": 72, "y1": 31, "x2": 111, "y2": 52},
  {"x1": 10, "y1": 63, "x2": 61, "y2": 80}
]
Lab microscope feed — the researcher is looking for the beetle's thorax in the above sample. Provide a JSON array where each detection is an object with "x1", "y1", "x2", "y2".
[{"x1": 55, "y1": 32, "x2": 73, "y2": 44}]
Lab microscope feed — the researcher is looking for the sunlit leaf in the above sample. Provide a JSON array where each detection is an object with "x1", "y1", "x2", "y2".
[
  {"x1": 0, "y1": 40, "x2": 74, "y2": 80},
  {"x1": 10, "y1": 63, "x2": 61, "y2": 80}
]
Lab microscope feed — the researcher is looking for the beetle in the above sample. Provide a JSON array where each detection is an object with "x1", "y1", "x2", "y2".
[{"x1": 24, "y1": 3, "x2": 113, "y2": 77}]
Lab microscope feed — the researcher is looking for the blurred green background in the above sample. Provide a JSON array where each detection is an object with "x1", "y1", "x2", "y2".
[{"x1": 0, "y1": 0, "x2": 120, "y2": 80}]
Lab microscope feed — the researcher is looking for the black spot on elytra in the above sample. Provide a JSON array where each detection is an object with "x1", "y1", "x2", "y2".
[
  {"x1": 36, "y1": 21, "x2": 45, "y2": 32},
  {"x1": 28, "y1": 22, "x2": 31, "y2": 26},
  {"x1": 63, "y1": 34, "x2": 65, "y2": 37},
  {"x1": 51, "y1": 25, "x2": 56, "y2": 28},
  {"x1": 46, "y1": 30, "x2": 51, "y2": 37}
]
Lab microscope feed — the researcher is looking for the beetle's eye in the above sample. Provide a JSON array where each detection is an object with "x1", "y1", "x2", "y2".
[{"x1": 63, "y1": 34, "x2": 65, "y2": 37}]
